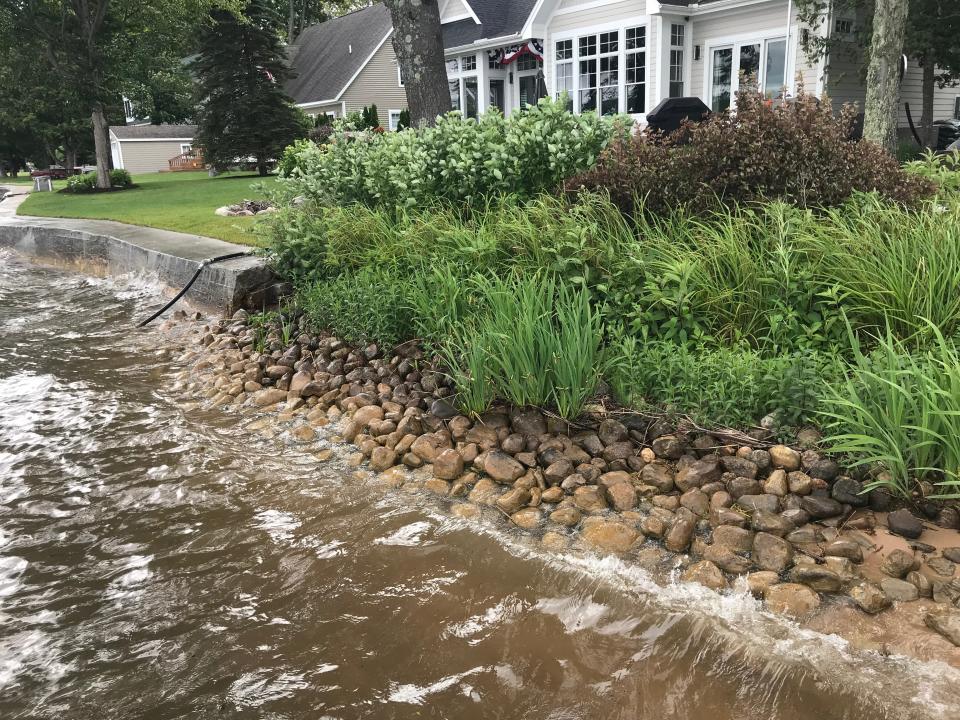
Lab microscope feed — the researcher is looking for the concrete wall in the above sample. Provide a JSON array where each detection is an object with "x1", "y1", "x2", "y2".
[{"x1": 116, "y1": 139, "x2": 192, "y2": 174}]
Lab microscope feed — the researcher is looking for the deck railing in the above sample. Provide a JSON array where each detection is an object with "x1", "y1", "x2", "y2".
[{"x1": 168, "y1": 149, "x2": 204, "y2": 172}]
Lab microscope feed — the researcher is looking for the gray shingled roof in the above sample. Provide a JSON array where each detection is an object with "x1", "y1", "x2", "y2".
[
  {"x1": 285, "y1": 4, "x2": 393, "y2": 105},
  {"x1": 110, "y1": 124, "x2": 196, "y2": 140},
  {"x1": 442, "y1": 0, "x2": 539, "y2": 48}
]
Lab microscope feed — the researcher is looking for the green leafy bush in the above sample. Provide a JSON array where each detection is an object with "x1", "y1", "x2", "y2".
[
  {"x1": 607, "y1": 332, "x2": 833, "y2": 428},
  {"x1": 277, "y1": 138, "x2": 313, "y2": 176},
  {"x1": 821, "y1": 322, "x2": 960, "y2": 499},
  {"x1": 277, "y1": 96, "x2": 623, "y2": 209},
  {"x1": 109, "y1": 168, "x2": 132, "y2": 187},
  {"x1": 65, "y1": 168, "x2": 133, "y2": 192},
  {"x1": 567, "y1": 89, "x2": 935, "y2": 216},
  {"x1": 904, "y1": 149, "x2": 960, "y2": 194}
]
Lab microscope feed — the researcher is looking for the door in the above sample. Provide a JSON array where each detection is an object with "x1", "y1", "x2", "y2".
[
  {"x1": 517, "y1": 74, "x2": 544, "y2": 109},
  {"x1": 710, "y1": 47, "x2": 733, "y2": 112},
  {"x1": 489, "y1": 79, "x2": 505, "y2": 114}
]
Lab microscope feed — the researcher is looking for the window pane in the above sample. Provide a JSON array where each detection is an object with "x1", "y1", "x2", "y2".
[
  {"x1": 449, "y1": 79, "x2": 461, "y2": 111},
  {"x1": 579, "y1": 58, "x2": 596, "y2": 89},
  {"x1": 600, "y1": 86, "x2": 618, "y2": 115},
  {"x1": 626, "y1": 83, "x2": 644, "y2": 114},
  {"x1": 669, "y1": 81, "x2": 684, "y2": 99},
  {"x1": 670, "y1": 48, "x2": 684, "y2": 97},
  {"x1": 599, "y1": 55, "x2": 618, "y2": 87},
  {"x1": 446, "y1": 58, "x2": 458, "y2": 74},
  {"x1": 626, "y1": 51, "x2": 644, "y2": 84},
  {"x1": 599, "y1": 31, "x2": 618, "y2": 54},
  {"x1": 671, "y1": 24, "x2": 684, "y2": 47},
  {"x1": 764, "y1": 39, "x2": 787, "y2": 98},
  {"x1": 626, "y1": 26, "x2": 645, "y2": 50},
  {"x1": 739, "y1": 43, "x2": 761, "y2": 92},
  {"x1": 579, "y1": 89, "x2": 597, "y2": 113},
  {"x1": 516, "y1": 53, "x2": 539, "y2": 71},
  {"x1": 556, "y1": 39, "x2": 572, "y2": 60},
  {"x1": 579, "y1": 35, "x2": 597, "y2": 57},
  {"x1": 464, "y1": 76, "x2": 478, "y2": 118},
  {"x1": 489, "y1": 79, "x2": 505, "y2": 111},
  {"x1": 711, "y1": 47, "x2": 733, "y2": 112},
  {"x1": 461, "y1": 55, "x2": 477, "y2": 71}
]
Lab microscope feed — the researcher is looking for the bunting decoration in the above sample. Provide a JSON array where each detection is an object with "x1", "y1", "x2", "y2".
[{"x1": 488, "y1": 39, "x2": 544, "y2": 66}]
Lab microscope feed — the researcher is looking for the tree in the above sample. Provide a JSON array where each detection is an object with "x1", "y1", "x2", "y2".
[
  {"x1": 863, "y1": 0, "x2": 910, "y2": 153},
  {"x1": 8, "y1": 0, "x2": 232, "y2": 189},
  {"x1": 384, "y1": 0, "x2": 451, "y2": 127},
  {"x1": 192, "y1": 0, "x2": 311, "y2": 175}
]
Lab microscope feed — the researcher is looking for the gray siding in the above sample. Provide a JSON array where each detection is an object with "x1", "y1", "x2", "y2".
[
  {"x1": 117, "y1": 139, "x2": 192, "y2": 174},
  {"x1": 341, "y1": 34, "x2": 409, "y2": 117}
]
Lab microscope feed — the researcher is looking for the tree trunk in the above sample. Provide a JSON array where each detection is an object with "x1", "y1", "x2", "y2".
[
  {"x1": 65, "y1": 147, "x2": 78, "y2": 172},
  {"x1": 920, "y1": 57, "x2": 936, "y2": 149},
  {"x1": 257, "y1": 156, "x2": 269, "y2": 176},
  {"x1": 91, "y1": 104, "x2": 111, "y2": 189},
  {"x1": 863, "y1": 0, "x2": 909, "y2": 154},
  {"x1": 384, "y1": 0, "x2": 451, "y2": 127}
]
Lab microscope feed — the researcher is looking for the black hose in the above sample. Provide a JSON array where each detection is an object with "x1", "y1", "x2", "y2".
[
  {"x1": 904, "y1": 102, "x2": 925, "y2": 149},
  {"x1": 137, "y1": 251, "x2": 252, "y2": 327}
]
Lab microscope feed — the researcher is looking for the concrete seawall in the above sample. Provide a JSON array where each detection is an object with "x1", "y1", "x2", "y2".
[{"x1": 0, "y1": 191, "x2": 280, "y2": 316}]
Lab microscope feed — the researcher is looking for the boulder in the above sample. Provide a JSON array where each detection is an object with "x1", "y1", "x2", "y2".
[
  {"x1": 713, "y1": 525, "x2": 754, "y2": 553},
  {"x1": 369, "y1": 447, "x2": 397, "y2": 472},
  {"x1": 881, "y1": 549, "x2": 916, "y2": 578},
  {"x1": 675, "y1": 457, "x2": 720, "y2": 491},
  {"x1": 800, "y1": 496, "x2": 843, "y2": 519},
  {"x1": 665, "y1": 508, "x2": 698, "y2": 552},
  {"x1": 573, "y1": 486, "x2": 608, "y2": 513},
  {"x1": 746, "y1": 570, "x2": 781, "y2": 598},
  {"x1": 752, "y1": 532, "x2": 794, "y2": 573},
  {"x1": 605, "y1": 482, "x2": 638, "y2": 511},
  {"x1": 484, "y1": 451, "x2": 526, "y2": 483},
  {"x1": 582, "y1": 519, "x2": 642, "y2": 553},
  {"x1": 768, "y1": 445, "x2": 801, "y2": 471},
  {"x1": 925, "y1": 608, "x2": 960, "y2": 647},
  {"x1": 831, "y1": 477, "x2": 868, "y2": 507},
  {"x1": 597, "y1": 418, "x2": 628, "y2": 445},
  {"x1": 849, "y1": 582, "x2": 891, "y2": 614},
  {"x1": 496, "y1": 487, "x2": 532, "y2": 514},
  {"x1": 641, "y1": 463, "x2": 675, "y2": 493},
  {"x1": 433, "y1": 448, "x2": 464, "y2": 481},
  {"x1": 881, "y1": 577, "x2": 920, "y2": 602},
  {"x1": 550, "y1": 506, "x2": 582, "y2": 527},
  {"x1": 766, "y1": 583, "x2": 821, "y2": 618},
  {"x1": 887, "y1": 508, "x2": 924, "y2": 539},
  {"x1": 511, "y1": 508, "x2": 542, "y2": 530},
  {"x1": 703, "y1": 543, "x2": 752, "y2": 574},
  {"x1": 681, "y1": 560, "x2": 728, "y2": 591}
]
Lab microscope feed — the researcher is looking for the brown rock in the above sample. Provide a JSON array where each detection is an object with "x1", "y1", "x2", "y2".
[
  {"x1": 496, "y1": 487, "x2": 532, "y2": 514},
  {"x1": 881, "y1": 577, "x2": 920, "y2": 602},
  {"x1": 597, "y1": 418, "x2": 628, "y2": 445},
  {"x1": 680, "y1": 488, "x2": 710, "y2": 518},
  {"x1": 824, "y1": 539, "x2": 863, "y2": 563},
  {"x1": 766, "y1": 583, "x2": 821, "y2": 618},
  {"x1": 763, "y1": 469, "x2": 789, "y2": 497},
  {"x1": 925, "y1": 608, "x2": 960, "y2": 646},
  {"x1": 253, "y1": 388, "x2": 287, "y2": 407},
  {"x1": 652, "y1": 434, "x2": 685, "y2": 460},
  {"x1": 746, "y1": 571, "x2": 780, "y2": 598},
  {"x1": 787, "y1": 471, "x2": 813, "y2": 495},
  {"x1": 424, "y1": 478, "x2": 452, "y2": 496},
  {"x1": 410, "y1": 432, "x2": 451, "y2": 462},
  {"x1": 369, "y1": 447, "x2": 397, "y2": 472},
  {"x1": 544, "y1": 458, "x2": 574, "y2": 485},
  {"x1": 581, "y1": 520, "x2": 641, "y2": 553},
  {"x1": 753, "y1": 532, "x2": 794, "y2": 573},
  {"x1": 682, "y1": 560, "x2": 728, "y2": 591},
  {"x1": 768, "y1": 445, "x2": 801, "y2": 471},
  {"x1": 881, "y1": 549, "x2": 916, "y2": 578},
  {"x1": 573, "y1": 486, "x2": 608, "y2": 513},
  {"x1": 605, "y1": 482, "x2": 638, "y2": 511},
  {"x1": 675, "y1": 457, "x2": 721, "y2": 491},
  {"x1": 550, "y1": 506, "x2": 582, "y2": 527},
  {"x1": 433, "y1": 448, "x2": 464, "y2": 481},
  {"x1": 665, "y1": 508, "x2": 697, "y2": 552},
  {"x1": 541, "y1": 486, "x2": 564, "y2": 504},
  {"x1": 468, "y1": 478, "x2": 501, "y2": 505},
  {"x1": 703, "y1": 543, "x2": 752, "y2": 574},
  {"x1": 484, "y1": 451, "x2": 525, "y2": 483},
  {"x1": 465, "y1": 424, "x2": 499, "y2": 450},
  {"x1": 352, "y1": 404, "x2": 384, "y2": 428},
  {"x1": 750, "y1": 510, "x2": 794, "y2": 537},
  {"x1": 713, "y1": 525, "x2": 754, "y2": 552},
  {"x1": 511, "y1": 507, "x2": 542, "y2": 530},
  {"x1": 849, "y1": 582, "x2": 891, "y2": 614},
  {"x1": 641, "y1": 463, "x2": 675, "y2": 493}
]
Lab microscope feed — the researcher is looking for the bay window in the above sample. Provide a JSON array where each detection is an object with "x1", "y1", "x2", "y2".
[{"x1": 446, "y1": 54, "x2": 479, "y2": 119}]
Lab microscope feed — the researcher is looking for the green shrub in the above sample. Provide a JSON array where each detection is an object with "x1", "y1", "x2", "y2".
[
  {"x1": 567, "y1": 89, "x2": 936, "y2": 216},
  {"x1": 397, "y1": 109, "x2": 411, "y2": 131},
  {"x1": 109, "y1": 168, "x2": 132, "y2": 187},
  {"x1": 277, "y1": 138, "x2": 313, "y2": 176},
  {"x1": 300, "y1": 266, "x2": 413, "y2": 348},
  {"x1": 607, "y1": 332, "x2": 832, "y2": 428},
  {"x1": 277, "y1": 96, "x2": 623, "y2": 209},
  {"x1": 65, "y1": 169, "x2": 133, "y2": 192},
  {"x1": 904, "y1": 149, "x2": 960, "y2": 194},
  {"x1": 820, "y1": 322, "x2": 960, "y2": 499}
]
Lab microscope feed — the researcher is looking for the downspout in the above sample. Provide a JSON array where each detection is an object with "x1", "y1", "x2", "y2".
[{"x1": 784, "y1": 0, "x2": 794, "y2": 97}]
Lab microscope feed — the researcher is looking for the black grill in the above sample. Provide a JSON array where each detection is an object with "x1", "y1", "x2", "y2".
[{"x1": 646, "y1": 97, "x2": 711, "y2": 134}]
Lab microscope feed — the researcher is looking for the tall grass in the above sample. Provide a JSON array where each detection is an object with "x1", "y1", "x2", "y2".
[{"x1": 820, "y1": 321, "x2": 960, "y2": 499}]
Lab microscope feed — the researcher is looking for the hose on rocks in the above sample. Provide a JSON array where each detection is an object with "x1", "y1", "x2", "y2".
[{"x1": 137, "y1": 251, "x2": 253, "y2": 327}]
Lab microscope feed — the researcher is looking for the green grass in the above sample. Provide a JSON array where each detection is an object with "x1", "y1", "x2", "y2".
[
  {"x1": 0, "y1": 175, "x2": 40, "y2": 186},
  {"x1": 17, "y1": 171, "x2": 274, "y2": 246}
]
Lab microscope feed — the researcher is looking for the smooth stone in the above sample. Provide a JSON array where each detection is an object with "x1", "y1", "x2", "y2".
[
  {"x1": 927, "y1": 557, "x2": 956, "y2": 577},
  {"x1": 746, "y1": 570, "x2": 780, "y2": 598},
  {"x1": 849, "y1": 582, "x2": 891, "y2": 614},
  {"x1": 737, "y1": 494, "x2": 779, "y2": 514},
  {"x1": 787, "y1": 471, "x2": 813, "y2": 495},
  {"x1": 511, "y1": 508, "x2": 542, "y2": 530},
  {"x1": 800, "y1": 496, "x2": 843, "y2": 519},
  {"x1": 768, "y1": 445, "x2": 801, "y2": 471},
  {"x1": 944, "y1": 547, "x2": 960, "y2": 564},
  {"x1": 887, "y1": 508, "x2": 924, "y2": 539},
  {"x1": 907, "y1": 570, "x2": 933, "y2": 598},
  {"x1": 766, "y1": 583, "x2": 821, "y2": 618},
  {"x1": 831, "y1": 477, "x2": 868, "y2": 507},
  {"x1": 703, "y1": 543, "x2": 752, "y2": 574},
  {"x1": 763, "y1": 469, "x2": 789, "y2": 497},
  {"x1": 573, "y1": 486, "x2": 608, "y2": 513},
  {"x1": 881, "y1": 577, "x2": 920, "y2": 602},
  {"x1": 752, "y1": 532, "x2": 794, "y2": 573},
  {"x1": 675, "y1": 458, "x2": 721, "y2": 491},
  {"x1": 823, "y1": 539, "x2": 863, "y2": 563},
  {"x1": 881, "y1": 549, "x2": 916, "y2": 578},
  {"x1": 925, "y1": 608, "x2": 960, "y2": 647},
  {"x1": 369, "y1": 447, "x2": 397, "y2": 472},
  {"x1": 681, "y1": 560, "x2": 728, "y2": 591},
  {"x1": 484, "y1": 451, "x2": 525, "y2": 483},
  {"x1": 665, "y1": 508, "x2": 698, "y2": 552},
  {"x1": 496, "y1": 487, "x2": 531, "y2": 514},
  {"x1": 605, "y1": 482, "x2": 638, "y2": 511},
  {"x1": 713, "y1": 525, "x2": 755, "y2": 553},
  {"x1": 433, "y1": 448, "x2": 465, "y2": 481},
  {"x1": 750, "y1": 510, "x2": 794, "y2": 537},
  {"x1": 581, "y1": 520, "x2": 641, "y2": 553},
  {"x1": 789, "y1": 565, "x2": 845, "y2": 593},
  {"x1": 467, "y1": 478, "x2": 501, "y2": 505},
  {"x1": 550, "y1": 506, "x2": 582, "y2": 527}
]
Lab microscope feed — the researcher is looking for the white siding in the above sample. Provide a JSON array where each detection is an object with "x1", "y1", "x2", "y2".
[
  {"x1": 117, "y1": 140, "x2": 191, "y2": 174},
  {"x1": 441, "y1": 0, "x2": 472, "y2": 22}
]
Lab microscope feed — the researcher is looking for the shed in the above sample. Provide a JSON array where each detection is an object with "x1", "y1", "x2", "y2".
[{"x1": 109, "y1": 125, "x2": 198, "y2": 175}]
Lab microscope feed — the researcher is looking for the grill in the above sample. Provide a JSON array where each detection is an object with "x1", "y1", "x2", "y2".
[{"x1": 645, "y1": 97, "x2": 711, "y2": 134}]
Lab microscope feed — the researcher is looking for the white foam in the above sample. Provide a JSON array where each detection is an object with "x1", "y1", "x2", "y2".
[
  {"x1": 373, "y1": 520, "x2": 434, "y2": 547},
  {"x1": 388, "y1": 665, "x2": 486, "y2": 705}
]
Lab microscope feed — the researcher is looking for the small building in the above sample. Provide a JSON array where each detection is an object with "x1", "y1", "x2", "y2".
[{"x1": 109, "y1": 124, "x2": 198, "y2": 175}]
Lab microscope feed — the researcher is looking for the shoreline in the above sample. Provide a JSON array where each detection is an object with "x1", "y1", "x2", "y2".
[{"x1": 160, "y1": 308, "x2": 960, "y2": 668}]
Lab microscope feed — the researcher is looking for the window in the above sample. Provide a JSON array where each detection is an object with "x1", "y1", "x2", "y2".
[
  {"x1": 179, "y1": 143, "x2": 192, "y2": 154},
  {"x1": 388, "y1": 110, "x2": 402, "y2": 131},
  {"x1": 461, "y1": 55, "x2": 477, "y2": 71},
  {"x1": 464, "y1": 76, "x2": 478, "y2": 118},
  {"x1": 709, "y1": 36, "x2": 789, "y2": 110},
  {"x1": 835, "y1": 18, "x2": 854, "y2": 35},
  {"x1": 556, "y1": 39, "x2": 573, "y2": 109},
  {"x1": 123, "y1": 97, "x2": 134, "y2": 120},
  {"x1": 489, "y1": 54, "x2": 502, "y2": 70},
  {"x1": 446, "y1": 54, "x2": 479, "y2": 119},
  {"x1": 669, "y1": 24, "x2": 685, "y2": 98},
  {"x1": 446, "y1": 58, "x2": 459, "y2": 74},
  {"x1": 489, "y1": 79, "x2": 505, "y2": 112},
  {"x1": 711, "y1": 47, "x2": 733, "y2": 112},
  {"x1": 397, "y1": 66, "x2": 404, "y2": 87},
  {"x1": 955, "y1": 96, "x2": 960, "y2": 120},
  {"x1": 625, "y1": 26, "x2": 645, "y2": 114},
  {"x1": 449, "y1": 80, "x2": 461, "y2": 112},
  {"x1": 579, "y1": 31, "x2": 619, "y2": 114},
  {"x1": 764, "y1": 39, "x2": 788, "y2": 98},
  {"x1": 516, "y1": 53, "x2": 539, "y2": 71}
]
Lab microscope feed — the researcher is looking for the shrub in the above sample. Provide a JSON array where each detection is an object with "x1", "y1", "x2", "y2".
[
  {"x1": 567, "y1": 89, "x2": 936, "y2": 216},
  {"x1": 397, "y1": 109, "x2": 411, "y2": 131},
  {"x1": 904, "y1": 149, "x2": 960, "y2": 194},
  {"x1": 300, "y1": 266, "x2": 413, "y2": 348},
  {"x1": 277, "y1": 96, "x2": 623, "y2": 209},
  {"x1": 277, "y1": 138, "x2": 313, "y2": 176},
  {"x1": 65, "y1": 168, "x2": 133, "y2": 192},
  {"x1": 820, "y1": 322, "x2": 960, "y2": 499},
  {"x1": 109, "y1": 168, "x2": 132, "y2": 187},
  {"x1": 607, "y1": 333, "x2": 833, "y2": 428}
]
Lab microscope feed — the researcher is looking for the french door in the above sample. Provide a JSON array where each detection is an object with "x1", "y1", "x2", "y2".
[{"x1": 709, "y1": 38, "x2": 788, "y2": 112}]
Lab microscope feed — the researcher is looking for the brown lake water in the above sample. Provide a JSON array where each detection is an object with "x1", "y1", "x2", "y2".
[{"x1": 1, "y1": 251, "x2": 959, "y2": 720}]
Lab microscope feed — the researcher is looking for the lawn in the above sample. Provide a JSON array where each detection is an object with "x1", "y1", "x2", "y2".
[{"x1": 16, "y1": 171, "x2": 275, "y2": 246}]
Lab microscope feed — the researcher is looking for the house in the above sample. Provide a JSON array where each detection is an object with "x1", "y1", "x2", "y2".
[
  {"x1": 288, "y1": 1, "x2": 959, "y2": 131},
  {"x1": 109, "y1": 125, "x2": 198, "y2": 174}
]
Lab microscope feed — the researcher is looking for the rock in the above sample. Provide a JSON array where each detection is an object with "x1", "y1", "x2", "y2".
[
  {"x1": 750, "y1": 510, "x2": 794, "y2": 537},
  {"x1": 641, "y1": 463, "x2": 675, "y2": 493},
  {"x1": 605, "y1": 482, "x2": 638, "y2": 511},
  {"x1": 766, "y1": 583, "x2": 821, "y2": 618},
  {"x1": 806, "y1": 457, "x2": 840, "y2": 481},
  {"x1": 800, "y1": 496, "x2": 843, "y2": 519},
  {"x1": 573, "y1": 486, "x2": 608, "y2": 513},
  {"x1": 681, "y1": 560, "x2": 728, "y2": 591},
  {"x1": 881, "y1": 577, "x2": 920, "y2": 602},
  {"x1": 938, "y1": 507, "x2": 960, "y2": 530},
  {"x1": 665, "y1": 508, "x2": 698, "y2": 552},
  {"x1": 511, "y1": 508, "x2": 542, "y2": 530},
  {"x1": 424, "y1": 478, "x2": 452, "y2": 496},
  {"x1": 925, "y1": 608, "x2": 960, "y2": 647},
  {"x1": 703, "y1": 543, "x2": 752, "y2": 574},
  {"x1": 737, "y1": 494, "x2": 779, "y2": 514},
  {"x1": 484, "y1": 451, "x2": 525, "y2": 483},
  {"x1": 887, "y1": 508, "x2": 924, "y2": 539},
  {"x1": 823, "y1": 539, "x2": 863, "y2": 563},
  {"x1": 714, "y1": 507, "x2": 749, "y2": 528},
  {"x1": 769, "y1": 445, "x2": 801, "y2": 471},
  {"x1": 944, "y1": 547, "x2": 960, "y2": 564},
  {"x1": 849, "y1": 583, "x2": 891, "y2": 614},
  {"x1": 652, "y1": 434, "x2": 685, "y2": 460},
  {"x1": 780, "y1": 508, "x2": 810, "y2": 527},
  {"x1": 433, "y1": 448, "x2": 464, "y2": 481},
  {"x1": 496, "y1": 487, "x2": 532, "y2": 514},
  {"x1": 602, "y1": 441, "x2": 635, "y2": 463},
  {"x1": 746, "y1": 571, "x2": 781, "y2": 598},
  {"x1": 598, "y1": 419, "x2": 628, "y2": 446},
  {"x1": 429, "y1": 398, "x2": 458, "y2": 419},
  {"x1": 728, "y1": 478, "x2": 762, "y2": 499},
  {"x1": 763, "y1": 469, "x2": 789, "y2": 497},
  {"x1": 541, "y1": 531, "x2": 569, "y2": 552},
  {"x1": 541, "y1": 486, "x2": 564, "y2": 504},
  {"x1": 933, "y1": 578, "x2": 960, "y2": 605},
  {"x1": 289, "y1": 425, "x2": 315, "y2": 443},
  {"x1": 907, "y1": 570, "x2": 933, "y2": 598},
  {"x1": 796, "y1": 428, "x2": 822, "y2": 448},
  {"x1": 369, "y1": 447, "x2": 397, "y2": 472},
  {"x1": 353, "y1": 404, "x2": 384, "y2": 427},
  {"x1": 713, "y1": 526, "x2": 754, "y2": 552},
  {"x1": 680, "y1": 488, "x2": 710, "y2": 518},
  {"x1": 881, "y1": 550, "x2": 916, "y2": 578},
  {"x1": 675, "y1": 458, "x2": 720, "y2": 491},
  {"x1": 786, "y1": 526, "x2": 819, "y2": 545},
  {"x1": 510, "y1": 409, "x2": 547, "y2": 437},
  {"x1": 752, "y1": 532, "x2": 794, "y2": 573},
  {"x1": 720, "y1": 456, "x2": 759, "y2": 479},
  {"x1": 927, "y1": 557, "x2": 956, "y2": 577},
  {"x1": 787, "y1": 472, "x2": 813, "y2": 495},
  {"x1": 581, "y1": 519, "x2": 641, "y2": 553},
  {"x1": 410, "y1": 433, "x2": 451, "y2": 462},
  {"x1": 560, "y1": 473, "x2": 587, "y2": 492},
  {"x1": 831, "y1": 477, "x2": 867, "y2": 506},
  {"x1": 544, "y1": 459, "x2": 574, "y2": 485},
  {"x1": 468, "y1": 478, "x2": 501, "y2": 505},
  {"x1": 550, "y1": 506, "x2": 582, "y2": 527},
  {"x1": 253, "y1": 388, "x2": 287, "y2": 407},
  {"x1": 789, "y1": 564, "x2": 845, "y2": 593}
]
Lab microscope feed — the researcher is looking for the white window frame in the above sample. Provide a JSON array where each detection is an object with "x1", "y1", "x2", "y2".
[
  {"x1": 397, "y1": 65, "x2": 404, "y2": 87},
  {"x1": 669, "y1": 23, "x2": 685, "y2": 98},
  {"x1": 551, "y1": 17, "x2": 650, "y2": 120},
  {"x1": 179, "y1": 143, "x2": 192, "y2": 154},
  {"x1": 388, "y1": 109, "x2": 402, "y2": 131},
  {"x1": 446, "y1": 53, "x2": 480, "y2": 118},
  {"x1": 703, "y1": 32, "x2": 791, "y2": 112},
  {"x1": 954, "y1": 96, "x2": 960, "y2": 120}
]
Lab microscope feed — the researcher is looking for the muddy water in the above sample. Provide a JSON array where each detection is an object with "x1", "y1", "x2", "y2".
[{"x1": 1, "y1": 253, "x2": 959, "y2": 720}]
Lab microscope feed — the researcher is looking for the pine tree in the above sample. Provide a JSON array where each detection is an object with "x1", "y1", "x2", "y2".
[{"x1": 192, "y1": 1, "x2": 310, "y2": 176}]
